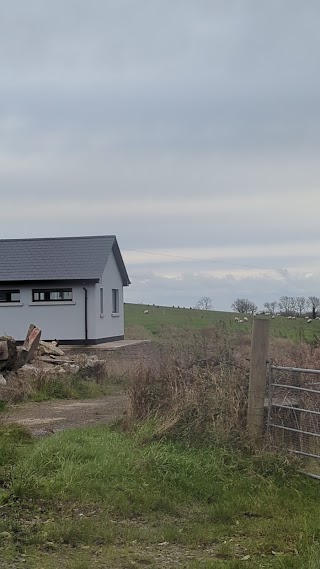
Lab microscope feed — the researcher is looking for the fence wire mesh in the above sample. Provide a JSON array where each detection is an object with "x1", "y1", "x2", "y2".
[{"x1": 267, "y1": 364, "x2": 320, "y2": 478}]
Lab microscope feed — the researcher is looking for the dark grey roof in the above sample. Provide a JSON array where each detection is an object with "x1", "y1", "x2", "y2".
[{"x1": 0, "y1": 236, "x2": 130, "y2": 285}]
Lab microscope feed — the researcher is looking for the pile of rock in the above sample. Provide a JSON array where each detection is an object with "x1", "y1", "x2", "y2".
[
  {"x1": 0, "y1": 326, "x2": 105, "y2": 385},
  {"x1": 0, "y1": 324, "x2": 41, "y2": 385}
]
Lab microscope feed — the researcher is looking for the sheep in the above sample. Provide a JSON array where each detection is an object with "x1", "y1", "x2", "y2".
[
  {"x1": 287, "y1": 316, "x2": 292, "y2": 320},
  {"x1": 305, "y1": 316, "x2": 309, "y2": 319},
  {"x1": 243, "y1": 316, "x2": 248, "y2": 321},
  {"x1": 265, "y1": 312, "x2": 271, "y2": 316},
  {"x1": 143, "y1": 310, "x2": 149, "y2": 314},
  {"x1": 307, "y1": 319, "x2": 312, "y2": 323},
  {"x1": 272, "y1": 315, "x2": 275, "y2": 319},
  {"x1": 238, "y1": 319, "x2": 243, "y2": 323},
  {"x1": 234, "y1": 316, "x2": 239, "y2": 321}
]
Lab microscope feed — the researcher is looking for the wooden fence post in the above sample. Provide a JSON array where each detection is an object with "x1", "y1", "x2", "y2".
[{"x1": 247, "y1": 318, "x2": 270, "y2": 439}]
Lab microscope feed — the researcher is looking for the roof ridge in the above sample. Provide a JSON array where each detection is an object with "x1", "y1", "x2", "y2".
[{"x1": 0, "y1": 235, "x2": 116, "y2": 243}]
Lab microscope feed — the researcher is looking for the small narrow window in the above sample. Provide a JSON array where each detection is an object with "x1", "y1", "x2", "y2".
[
  {"x1": 32, "y1": 288, "x2": 73, "y2": 302},
  {"x1": 0, "y1": 290, "x2": 20, "y2": 303},
  {"x1": 112, "y1": 289, "x2": 119, "y2": 314},
  {"x1": 100, "y1": 288, "x2": 104, "y2": 315}
]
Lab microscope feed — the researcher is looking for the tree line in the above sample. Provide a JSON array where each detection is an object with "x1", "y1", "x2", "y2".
[{"x1": 231, "y1": 296, "x2": 320, "y2": 318}]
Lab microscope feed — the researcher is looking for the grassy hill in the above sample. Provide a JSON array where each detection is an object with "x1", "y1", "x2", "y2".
[{"x1": 125, "y1": 303, "x2": 320, "y2": 342}]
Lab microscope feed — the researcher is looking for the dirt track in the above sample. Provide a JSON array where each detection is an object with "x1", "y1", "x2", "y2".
[{"x1": 3, "y1": 394, "x2": 128, "y2": 436}]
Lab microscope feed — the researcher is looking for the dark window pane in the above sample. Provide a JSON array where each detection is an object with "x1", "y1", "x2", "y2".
[
  {"x1": 100, "y1": 288, "x2": 104, "y2": 314},
  {"x1": 32, "y1": 289, "x2": 73, "y2": 302},
  {"x1": 112, "y1": 289, "x2": 119, "y2": 313},
  {"x1": 0, "y1": 290, "x2": 20, "y2": 303}
]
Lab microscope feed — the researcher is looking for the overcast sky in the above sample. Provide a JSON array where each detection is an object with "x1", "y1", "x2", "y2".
[{"x1": 1, "y1": 1, "x2": 320, "y2": 309}]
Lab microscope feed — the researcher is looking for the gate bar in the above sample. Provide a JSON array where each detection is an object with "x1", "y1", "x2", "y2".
[
  {"x1": 271, "y1": 403, "x2": 320, "y2": 416},
  {"x1": 290, "y1": 449, "x2": 320, "y2": 460},
  {"x1": 270, "y1": 365, "x2": 320, "y2": 374},
  {"x1": 269, "y1": 423, "x2": 320, "y2": 438},
  {"x1": 299, "y1": 472, "x2": 320, "y2": 481},
  {"x1": 271, "y1": 383, "x2": 320, "y2": 395}
]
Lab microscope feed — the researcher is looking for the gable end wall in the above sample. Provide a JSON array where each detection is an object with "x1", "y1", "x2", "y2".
[{"x1": 94, "y1": 250, "x2": 124, "y2": 340}]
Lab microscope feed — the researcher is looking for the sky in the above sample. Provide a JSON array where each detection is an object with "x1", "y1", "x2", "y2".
[{"x1": 1, "y1": 0, "x2": 320, "y2": 310}]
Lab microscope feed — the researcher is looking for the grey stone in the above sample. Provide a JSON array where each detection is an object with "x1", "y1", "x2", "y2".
[
  {"x1": 0, "y1": 341, "x2": 9, "y2": 361},
  {"x1": 38, "y1": 341, "x2": 65, "y2": 357},
  {"x1": 0, "y1": 336, "x2": 17, "y2": 372},
  {"x1": 18, "y1": 364, "x2": 40, "y2": 378},
  {"x1": 62, "y1": 363, "x2": 80, "y2": 373}
]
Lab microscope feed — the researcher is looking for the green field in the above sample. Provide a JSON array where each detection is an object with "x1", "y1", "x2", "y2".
[{"x1": 125, "y1": 303, "x2": 320, "y2": 342}]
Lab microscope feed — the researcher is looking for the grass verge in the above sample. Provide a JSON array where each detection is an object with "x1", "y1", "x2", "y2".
[{"x1": 0, "y1": 424, "x2": 319, "y2": 568}]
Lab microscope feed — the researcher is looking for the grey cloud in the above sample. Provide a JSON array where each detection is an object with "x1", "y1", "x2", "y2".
[
  {"x1": 1, "y1": 1, "x2": 320, "y2": 154},
  {"x1": 1, "y1": 1, "x2": 320, "y2": 309},
  {"x1": 126, "y1": 269, "x2": 320, "y2": 311}
]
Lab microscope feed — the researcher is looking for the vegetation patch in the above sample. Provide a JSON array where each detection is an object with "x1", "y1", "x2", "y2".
[{"x1": 0, "y1": 425, "x2": 319, "y2": 568}]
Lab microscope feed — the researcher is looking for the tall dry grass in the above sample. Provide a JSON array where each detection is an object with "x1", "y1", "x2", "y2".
[{"x1": 126, "y1": 324, "x2": 249, "y2": 444}]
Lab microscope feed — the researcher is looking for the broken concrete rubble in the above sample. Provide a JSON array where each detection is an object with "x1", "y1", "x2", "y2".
[
  {"x1": 0, "y1": 325, "x2": 41, "y2": 373},
  {"x1": 0, "y1": 341, "x2": 9, "y2": 361},
  {"x1": 40, "y1": 356, "x2": 74, "y2": 365},
  {"x1": 38, "y1": 341, "x2": 65, "y2": 357},
  {"x1": 0, "y1": 325, "x2": 106, "y2": 390},
  {"x1": 22, "y1": 324, "x2": 42, "y2": 364},
  {"x1": 0, "y1": 336, "x2": 18, "y2": 372}
]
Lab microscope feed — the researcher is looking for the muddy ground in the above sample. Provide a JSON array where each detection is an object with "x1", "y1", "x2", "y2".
[{"x1": 2, "y1": 395, "x2": 128, "y2": 436}]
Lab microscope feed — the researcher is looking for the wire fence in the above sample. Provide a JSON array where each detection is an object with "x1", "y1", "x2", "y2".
[{"x1": 267, "y1": 364, "x2": 320, "y2": 478}]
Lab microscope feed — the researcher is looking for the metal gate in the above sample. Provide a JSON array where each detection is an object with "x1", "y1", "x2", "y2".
[{"x1": 267, "y1": 364, "x2": 320, "y2": 478}]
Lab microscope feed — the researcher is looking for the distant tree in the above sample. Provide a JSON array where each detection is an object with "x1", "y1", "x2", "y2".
[
  {"x1": 263, "y1": 301, "x2": 278, "y2": 315},
  {"x1": 278, "y1": 296, "x2": 292, "y2": 316},
  {"x1": 195, "y1": 296, "x2": 213, "y2": 311},
  {"x1": 289, "y1": 297, "x2": 299, "y2": 315},
  {"x1": 231, "y1": 298, "x2": 257, "y2": 314},
  {"x1": 307, "y1": 296, "x2": 320, "y2": 319},
  {"x1": 278, "y1": 296, "x2": 304, "y2": 316},
  {"x1": 296, "y1": 297, "x2": 307, "y2": 317}
]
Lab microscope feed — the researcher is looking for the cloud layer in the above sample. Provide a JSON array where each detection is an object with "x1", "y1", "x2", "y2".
[{"x1": 1, "y1": 1, "x2": 320, "y2": 308}]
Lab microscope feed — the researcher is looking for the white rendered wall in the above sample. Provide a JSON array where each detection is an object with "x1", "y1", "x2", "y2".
[
  {"x1": 0, "y1": 282, "x2": 96, "y2": 342},
  {"x1": 94, "y1": 251, "x2": 124, "y2": 340}
]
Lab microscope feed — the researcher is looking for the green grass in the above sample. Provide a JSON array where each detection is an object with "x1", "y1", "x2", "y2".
[
  {"x1": 0, "y1": 424, "x2": 319, "y2": 568},
  {"x1": 125, "y1": 303, "x2": 320, "y2": 342},
  {"x1": 28, "y1": 373, "x2": 116, "y2": 402}
]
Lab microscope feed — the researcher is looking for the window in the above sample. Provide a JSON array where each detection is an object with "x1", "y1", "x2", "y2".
[
  {"x1": 100, "y1": 288, "x2": 104, "y2": 315},
  {"x1": 0, "y1": 290, "x2": 20, "y2": 303},
  {"x1": 32, "y1": 289, "x2": 73, "y2": 302},
  {"x1": 112, "y1": 289, "x2": 119, "y2": 314}
]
